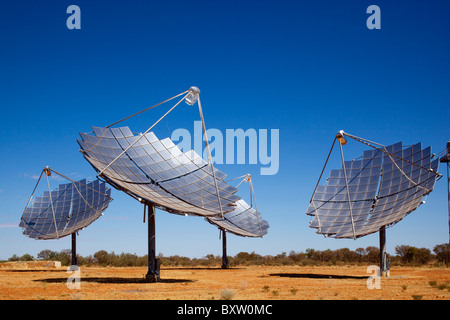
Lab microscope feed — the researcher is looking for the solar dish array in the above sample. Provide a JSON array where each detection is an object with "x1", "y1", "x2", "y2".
[
  {"x1": 78, "y1": 126, "x2": 244, "y2": 217},
  {"x1": 306, "y1": 142, "x2": 439, "y2": 238},
  {"x1": 206, "y1": 199, "x2": 270, "y2": 237},
  {"x1": 20, "y1": 179, "x2": 112, "y2": 240}
]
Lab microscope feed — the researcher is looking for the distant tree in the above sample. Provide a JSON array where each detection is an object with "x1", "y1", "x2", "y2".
[
  {"x1": 275, "y1": 252, "x2": 290, "y2": 265},
  {"x1": 37, "y1": 249, "x2": 53, "y2": 260},
  {"x1": 78, "y1": 255, "x2": 95, "y2": 266},
  {"x1": 8, "y1": 254, "x2": 19, "y2": 262},
  {"x1": 118, "y1": 253, "x2": 138, "y2": 267},
  {"x1": 356, "y1": 248, "x2": 365, "y2": 262},
  {"x1": 306, "y1": 248, "x2": 316, "y2": 259},
  {"x1": 232, "y1": 251, "x2": 264, "y2": 265},
  {"x1": 393, "y1": 246, "x2": 431, "y2": 265},
  {"x1": 365, "y1": 246, "x2": 380, "y2": 263},
  {"x1": 321, "y1": 249, "x2": 334, "y2": 263},
  {"x1": 433, "y1": 243, "x2": 450, "y2": 266},
  {"x1": 94, "y1": 250, "x2": 110, "y2": 266},
  {"x1": 406, "y1": 246, "x2": 419, "y2": 264},
  {"x1": 234, "y1": 252, "x2": 251, "y2": 264},
  {"x1": 395, "y1": 245, "x2": 410, "y2": 263},
  {"x1": 335, "y1": 248, "x2": 357, "y2": 263},
  {"x1": 46, "y1": 250, "x2": 71, "y2": 266},
  {"x1": 288, "y1": 250, "x2": 305, "y2": 263},
  {"x1": 20, "y1": 254, "x2": 34, "y2": 261},
  {"x1": 415, "y1": 248, "x2": 432, "y2": 265},
  {"x1": 5, "y1": 244, "x2": 446, "y2": 268}
]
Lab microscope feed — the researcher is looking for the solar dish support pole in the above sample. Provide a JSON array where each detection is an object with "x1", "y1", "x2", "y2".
[
  {"x1": 439, "y1": 141, "x2": 450, "y2": 244},
  {"x1": 448, "y1": 162, "x2": 450, "y2": 245},
  {"x1": 145, "y1": 202, "x2": 160, "y2": 282},
  {"x1": 379, "y1": 226, "x2": 389, "y2": 276},
  {"x1": 221, "y1": 229, "x2": 229, "y2": 269},
  {"x1": 71, "y1": 232, "x2": 77, "y2": 266}
]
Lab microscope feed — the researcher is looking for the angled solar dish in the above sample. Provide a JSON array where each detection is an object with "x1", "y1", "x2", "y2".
[
  {"x1": 202, "y1": 174, "x2": 269, "y2": 268},
  {"x1": 77, "y1": 87, "x2": 269, "y2": 279},
  {"x1": 206, "y1": 199, "x2": 269, "y2": 237},
  {"x1": 307, "y1": 132, "x2": 440, "y2": 239},
  {"x1": 306, "y1": 130, "x2": 441, "y2": 274},
  {"x1": 19, "y1": 167, "x2": 112, "y2": 240},
  {"x1": 78, "y1": 126, "x2": 240, "y2": 217},
  {"x1": 204, "y1": 174, "x2": 269, "y2": 238}
]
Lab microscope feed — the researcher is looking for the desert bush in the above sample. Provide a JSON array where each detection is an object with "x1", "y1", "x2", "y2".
[
  {"x1": 10, "y1": 243, "x2": 450, "y2": 268},
  {"x1": 433, "y1": 244, "x2": 450, "y2": 266},
  {"x1": 395, "y1": 245, "x2": 433, "y2": 265},
  {"x1": 220, "y1": 289, "x2": 235, "y2": 300}
]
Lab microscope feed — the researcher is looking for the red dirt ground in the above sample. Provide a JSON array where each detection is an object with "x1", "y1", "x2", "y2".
[{"x1": 0, "y1": 262, "x2": 449, "y2": 300}]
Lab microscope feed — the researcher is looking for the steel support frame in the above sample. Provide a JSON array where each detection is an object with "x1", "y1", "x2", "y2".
[
  {"x1": 144, "y1": 201, "x2": 231, "y2": 277},
  {"x1": 447, "y1": 163, "x2": 450, "y2": 245},
  {"x1": 71, "y1": 232, "x2": 77, "y2": 266},
  {"x1": 439, "y1": 144, "x2": 450, "y2": 245},
  {"x1": 379, "y1": 226, "x2": 390, "y2": 276},
  {"x1": 145, "y1": 202, "x2": 160, "y2": 282},
  {"x1": 221, "y1": 229, "x2": 229, "y2": 269}
]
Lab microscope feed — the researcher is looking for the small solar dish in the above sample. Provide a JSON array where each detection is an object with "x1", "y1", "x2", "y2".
[{"x1": 20, "y1": 169, "x2": 112, "y2": 240}]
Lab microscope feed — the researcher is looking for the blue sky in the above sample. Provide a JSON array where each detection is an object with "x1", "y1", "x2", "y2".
[{"x1": 0, "y1": 0, "x2": 449, "y2": 260}]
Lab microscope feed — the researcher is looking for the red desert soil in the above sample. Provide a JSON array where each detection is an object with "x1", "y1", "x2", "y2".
[{"x1": 0, "y1": 262, "x2": 449, "y2": 300}]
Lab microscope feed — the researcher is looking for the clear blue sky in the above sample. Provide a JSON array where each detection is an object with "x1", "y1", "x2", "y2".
[{"x1": 0, "y1": 0, "x2": 449, "y2": 260}]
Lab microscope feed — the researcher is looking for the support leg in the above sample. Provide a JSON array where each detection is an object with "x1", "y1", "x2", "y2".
[
  {"x1": 146, "y1": 203, "x2": 160, "y2": 282},
  {"x1": 71, "y1": 232, "x2": 77, "y2": 266},
  {"x1": 221, "y1": 229, "x2": 229, "y2": 269},
  {"x1": 379, "y1": 226, "x2": 389, "y2": 277}
]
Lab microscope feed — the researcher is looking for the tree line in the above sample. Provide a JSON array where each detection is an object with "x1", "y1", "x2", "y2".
[{"x1": 5, "y1": 243, "x2": 449, "y2": 267}]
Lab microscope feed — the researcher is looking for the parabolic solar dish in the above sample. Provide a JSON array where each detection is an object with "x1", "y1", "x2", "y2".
[
  {"x1": 206, "y1": 199, "x2": 270, "y2": 237},
  {"x1": 19, "y1": 174, "x2": 112, "y2": 240},
  {"x1": 306, "y1": 136, "x2": 440, "y2": 239},
  {"x1": 78, "y1": 126, "x2": 241, "y2": 217},
  {"x1": 77, "y1": 88, "x2": 269, "y2": 279}
]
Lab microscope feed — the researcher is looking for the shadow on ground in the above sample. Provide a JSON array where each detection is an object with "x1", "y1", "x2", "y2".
[
  {"x1": 269, "y1": 273, "x2": 368, "y2": 280},
  {"x1": 1, "y1": 269, "x2": 66, "y2": 273},
  {"x1": 163, "y1": 267, "x2": 243, "y2": 271},
  {"x1": 34, "y1": 277, "x2": 195, "y2": 284}
]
